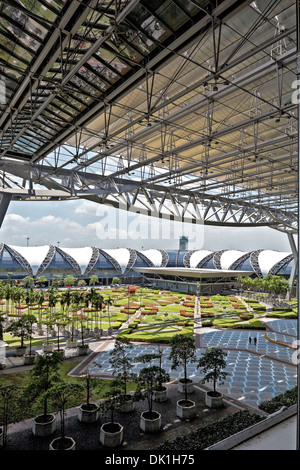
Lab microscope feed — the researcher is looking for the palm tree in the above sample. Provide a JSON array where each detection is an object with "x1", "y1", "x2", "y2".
[
  {"x1": 11, "y1": 285, "x2": 25, "y2": 317},
  {"x1": 93, "y1": 293, "x2": 103, "y2": 331},
  {"x1": 104, "y1": 296, "x2": 113, "y2": 328},
  {"x1": 0, "y1": 282, "x2": 6, "y2": 314},
  {"x1": 24, "y1": 287, "x2": 36, "y2": 314},
  {"x1": 88, "y1": 288, "x2": 98, "y2": 329},
  {"x1": 36, "y1": 290, "x2": 45, "y2": 331},
  {"x1": 45, "y1": 287, "x2": 58, "y2": 339},
  {"x1": 71, "y1": 290, "x2": 85, "y2": 331}
]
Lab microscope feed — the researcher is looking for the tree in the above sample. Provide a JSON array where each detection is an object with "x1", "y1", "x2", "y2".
[
  {"x1": 135, "y1": 353, "x2": 169, "y2": 416},
  {"x1": 111, "y1": 277, "x2": 120, "y2": 286},
  {"x1": 11, "y1": 285, "x2": 25, "y2": 316},
  {"x1": 51, "y1": 274, "x2": 63, "y2": 288},
  {"x1": 104, "y1": 296, "x2": 113, "y2": 328},
  {"x1": 5, "y1": 316, "x2": 33, "y2": 350},
  {"x1": 4, "y1": 284, "x2": 11, "y2": 316},
  {"x1": 89, "y1": 274, "x2": 99, "y2": 286},
  {"x1": 24, "y1": 351, "x2": 63, "y2": 421},
  {"x1": 197, "y1": 347, "x2": 228, "y2": 396},
  {"x1": 0, "y1": 312, "x2": 5, "y2": 341},
  {"x1": 47, "y1": 382, "x2": 83, "y2": 446},
  {"x1": 0, "y1": 385, "x2": 26, "y2": 447},
  {"x1": 22, "y1": 313, "x2": 37, "y2": 356},
  {"x1": 24, "y1": 286, "x2": 36, "y2": 312},
  {"x1": 93, "y1": 292, "x2": 104, "y2": 330},
  {"x1": 64, "y1": 275, "x2": 76, "y2": 287},
  {"x1": 77, "y1": 279, "x2": 86, "y2": 288},
  {"x1": 20, "y1": 276, "x2": 34, "y2": 288},
  {"x1": 100, "y1": 381, "x2": 124, "y2": 432},
  {"x1": 168, "y1": 334, "x2": 196, "y2": 402},
  {"x1": 109, "y1": 337, "x2": 136, "y2": 398},
  {"x1": 52, "y1": 312, "x2": 65, "y2": 351},
  {"x1": 82, "y1": 372, "x2": 102, "y2": 410},
  {"x1": 35, "y1": 275, "x2": 48, "y2": 287},
  {"x1": 36, "y1": 290, "x2": 45, "y2": 329}
]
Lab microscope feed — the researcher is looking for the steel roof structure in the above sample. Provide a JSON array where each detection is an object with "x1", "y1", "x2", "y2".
[
  {"x1": 0, "y1": 0, "x2": 298, "y2": 235},
  {"x1": 0, "y1": 243, "x2": 294, "y2": 278}
]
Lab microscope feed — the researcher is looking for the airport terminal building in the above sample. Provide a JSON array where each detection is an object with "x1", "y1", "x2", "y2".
[{"x1": 0, "y1": 243, "x2": 294, "y2": 293}]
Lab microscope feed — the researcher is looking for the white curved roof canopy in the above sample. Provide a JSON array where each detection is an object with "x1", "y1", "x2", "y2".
[
  {"x1": 189, "y1": 250, "x2": 213, "y2": 268},
  {"x1": 10, "y1": 245, "x2": 50, "y2": 275},
  {"x1": 60, "y1": 247, "x2": 93, "y2": 275},
  {"x1": 140, "y1": 249, "x2": 163, "y2": 267},
  {"x1": 258, "y1": 250, "x2": 291, "y2": 276},
  {"x1": 220, "y1": 250, "x2": 246, "y2": 270},
  {"x1": 102, "y1": 248, "x2": 130, "y2": 273}
]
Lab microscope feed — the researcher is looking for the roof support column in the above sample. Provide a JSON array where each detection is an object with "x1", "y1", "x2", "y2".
[
  {"x1": 0, "y1": 193, "x2": 11, "y2": 228},
  {"x1": 296, "y1": 0, "x2": 300, "y2": 453},
  {"x1": 286, "y1": 233, "x2": 298, "y2": 301}
]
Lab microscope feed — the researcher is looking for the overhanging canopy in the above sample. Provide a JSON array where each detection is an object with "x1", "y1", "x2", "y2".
[
  {"x1": 0, "y1": 0, "x2": 298, "y2": 233},
  {"x1": 133, "y1": 266, "x2": 253, "y2": 278}
]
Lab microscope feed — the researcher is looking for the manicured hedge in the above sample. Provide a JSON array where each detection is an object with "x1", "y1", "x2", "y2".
[
  {"x1": 259, "y1": 386, "x2": 297, "y2": 413},
  {"x1": 155, "y1": 410, "x2": 265, "y2": 450}
]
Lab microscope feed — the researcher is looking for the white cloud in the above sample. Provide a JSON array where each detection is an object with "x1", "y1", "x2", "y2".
[
  {"x1": 74, "y1": 200, "x2": 99, "y2": 215},
  {"x1": 0, "y1": 201, "x2": 292, "y2": 252}
]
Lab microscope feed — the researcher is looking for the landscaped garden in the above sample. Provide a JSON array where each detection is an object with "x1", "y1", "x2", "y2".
[
  {"x1": 2, "y1": 280, "x2": 297, "y2": 352},
  {"x1": 0, "y1": 275, "x2": 297, "y2": 450}
]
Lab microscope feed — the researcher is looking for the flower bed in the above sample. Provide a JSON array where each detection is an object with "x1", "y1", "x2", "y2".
[
  {"x1": 180, "y1": 312, "x2": 194, "y2": 318},
  {"x1": 182, "y1": 302, "x2": 194, "y2": 307},
  {"x1": 120, "y1": 308, "x2": 137, "y2": 314}
]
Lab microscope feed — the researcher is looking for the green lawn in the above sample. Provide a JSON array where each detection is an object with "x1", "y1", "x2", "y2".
[{"x1": 0, "y1": 358, "x2": 137, "y2": 420}]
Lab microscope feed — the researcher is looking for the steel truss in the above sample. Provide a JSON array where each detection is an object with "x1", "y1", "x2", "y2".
[{"x1": 0, "y1": 0, "x2": 297, "y2": 234}]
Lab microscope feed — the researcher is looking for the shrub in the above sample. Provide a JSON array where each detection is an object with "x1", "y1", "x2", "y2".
[
  {"x1": 259, "y1": 387, "x2": 297, "y2": 413},
  {"x1": 155, "y1": 410, "x2": 265, "y2": 450}
]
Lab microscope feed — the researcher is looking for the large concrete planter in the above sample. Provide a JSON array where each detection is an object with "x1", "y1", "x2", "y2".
[
  {"x1": 100, "y1": 422, "x2": 123, "y2": 448},
  {"x1": 177, "y1": 379, "x2": 194, "y2": 394},
  {"x1": 15, "y1": 346, "x2": 27, "y2": 357},
  {"x1": 120, "y1": 395, "x2": 135, "y2": 413},
  {"x1": 24, "y1": 353, "x2": 37, "y2": 365},
  {"x1": 77, "y1": 345, "x2": 89, "y2": 356},
  {"x1": 66, "y1": 340, "x2": 77, "y2": 348},
  {"x1": 32, "y1": 413, "x2": 56, "y2": 437},
  {"x1": 205, "y1": 391, "x2": 224, "y2": 408},
  {"x1": 78, "y1": 403, "x2": 100, "y2": 423},
  {"x1": 49, "y1": 437, "x2": 75, "y2": 450},
  {"x1": 153, "y1": 386, "x2": 168, "y2": 402},
  {"x1": 176, "y1": 399, "x2": 196, "y2": 419},
  {"x1": 42, "y1": 342, "x2": 55, "y2": 353},
  {"x1": 140, "y1": 411, "x2": 161, "y2": 433}
]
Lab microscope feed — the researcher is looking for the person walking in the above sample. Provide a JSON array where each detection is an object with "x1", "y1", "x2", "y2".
[
  {"x1": 249, "y1": 336, "x2": 252, "y2": 344},
  {"x1": 254, "y1": 337, "x2": 257, "y2": 346}
]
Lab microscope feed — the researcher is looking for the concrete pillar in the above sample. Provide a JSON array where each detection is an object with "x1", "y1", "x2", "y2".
[
  {"x1": 287, "y1": 233, "x2": 298, "y2": 300},
  {"x1": 0, "y1": 193, "x2": 11, "y2": 228}
]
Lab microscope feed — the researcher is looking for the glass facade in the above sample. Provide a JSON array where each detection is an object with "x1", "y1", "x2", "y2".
[{"x1": 0, "y1": 245, "x2": 294, "y2": 281}]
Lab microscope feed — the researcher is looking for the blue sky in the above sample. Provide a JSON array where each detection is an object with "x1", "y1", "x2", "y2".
[{"x1": 0, "y1": 198, "x2": 293, "y2": 252}]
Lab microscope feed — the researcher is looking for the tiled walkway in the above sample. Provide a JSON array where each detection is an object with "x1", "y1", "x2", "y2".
[{"x1": 88, "y1": 321, "x2": 297, "y2": 410}]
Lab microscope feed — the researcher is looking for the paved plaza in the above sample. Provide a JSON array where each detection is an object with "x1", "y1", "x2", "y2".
[{"x1": 88, "y1": 320, "x2": 297, "y2": 410}]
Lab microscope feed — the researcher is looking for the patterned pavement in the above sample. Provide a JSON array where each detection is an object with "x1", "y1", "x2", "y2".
[{"x1": 88, "y1": 320, "x2": 297, "y2": 410}]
